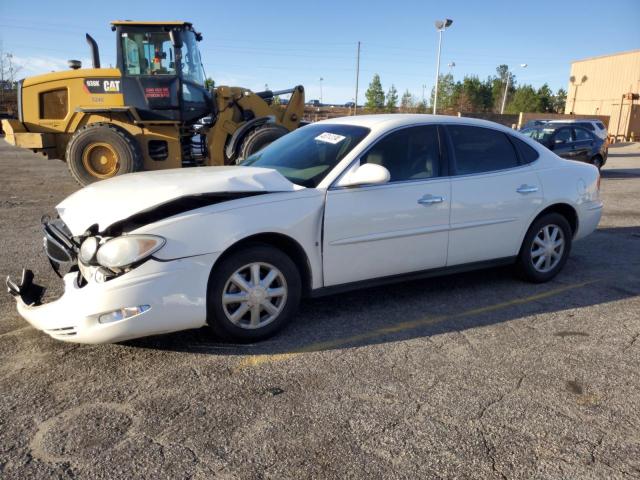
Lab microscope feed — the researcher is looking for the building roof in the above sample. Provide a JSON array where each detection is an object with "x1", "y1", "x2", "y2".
[{"x1": 571, "y1": 49, "x2": 640, "y2": 64}]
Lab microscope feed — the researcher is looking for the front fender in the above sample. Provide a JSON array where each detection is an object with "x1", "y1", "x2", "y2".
[{"x1": 132, "y1": 190, "x2": 326, "y2": 289}]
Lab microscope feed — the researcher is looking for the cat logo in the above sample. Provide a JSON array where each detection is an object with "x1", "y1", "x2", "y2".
[
  {"x1": 103, "y1": 80, "x2": 121, "y2": 92},
  {"x1": 83, "y1": 78, "x2": 122, "y2": 94}
]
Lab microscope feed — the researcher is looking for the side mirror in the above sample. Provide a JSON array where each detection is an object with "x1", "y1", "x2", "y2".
[
  {"x1": 337, "y1": 163, "x2": 390, "y2": 188},
  {"x1": 169, "y1": 30, "x2": 183, "y2": 49}
]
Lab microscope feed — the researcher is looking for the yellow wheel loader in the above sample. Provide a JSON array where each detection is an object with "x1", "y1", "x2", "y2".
[{"x1": 1, "y1": 21, "x2": 305, "y2": 186}]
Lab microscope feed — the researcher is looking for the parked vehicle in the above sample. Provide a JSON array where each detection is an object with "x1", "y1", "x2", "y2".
[
  {"x1": 7, "y1": 115, "x2": 602, "y2": 344},
  {"x1": 344, "y1": 101, "x2": 356, "y2": 108},
  {"x1": 307, "y1": 99, "x2": 321, "y2": 107},
  {"x1": 522, "y1": 119, "x2": 548, "y2": 129},
  {"x1": 546, "y1": 119, "x2": 608, "y2": 140},
  {"x1": 521, "y1": 124, "x2": 608, "y2": 169}
]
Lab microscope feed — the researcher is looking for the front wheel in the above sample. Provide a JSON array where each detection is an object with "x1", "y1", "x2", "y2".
[
  {"x1": 207, "y1": 245, "x2": 301, "y2": 342},
  {"x1": 516, "y1": 213, "x2": 572, "y2": 283}
]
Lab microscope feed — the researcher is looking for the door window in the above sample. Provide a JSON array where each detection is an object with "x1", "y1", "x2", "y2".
[
  {"x1": 554, "y1": 128, "x2": 573, "y2": 144},
  {"x1": 574, "y1": 128, "x2": 592, "y2": 141},
  {"x1": 122, "y1": 32, "x2": 176, "y2": 76},
  {"x1": 360, "y1": 125, "x2": 442, "y2": 181},
  {"x1": 447, "y1": 125, "x2": 519, "y2": 175}
]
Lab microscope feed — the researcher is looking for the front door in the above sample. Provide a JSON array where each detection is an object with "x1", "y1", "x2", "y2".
[
  {"x1": 322, "y1": 125, "x2": 451, "y2": 287},
  {"x1": 551, "y1": 127, "x2": 575, "y2": 160}
]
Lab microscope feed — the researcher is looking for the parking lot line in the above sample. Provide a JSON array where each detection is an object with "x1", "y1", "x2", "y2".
[{"x1": 235, "y1": 278, "x2": 601, "y2": 370}]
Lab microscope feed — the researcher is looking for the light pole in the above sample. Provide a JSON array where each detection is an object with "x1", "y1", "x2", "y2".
[
  {"x1": 319, "y1": 77, "x2": 324, "y2": 105},
  {"x1": 500, "y1": 63, "x2": 527, "y2": 114},
  {"x1": 432, "y1": 18, "x2": 453, "y2": 115}
]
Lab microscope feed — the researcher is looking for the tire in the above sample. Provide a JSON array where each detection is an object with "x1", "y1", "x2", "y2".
[
  {"x1": 591, "y1": 155, "x2": 603, "y2": 170},
  {"x1": 237, "y1": 124, "x2": 289, "y2": 162},
  {"x1": 516, "y1": 213, "x2": 572, "y2": 283},
  {"x1": 206, "y1": 244, "x2": 301, "y2": 342},
  {"x1": 66, "y1": 123, "x2": 143, "y2": 186}
]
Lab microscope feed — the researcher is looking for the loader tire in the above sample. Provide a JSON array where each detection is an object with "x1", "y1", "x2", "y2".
[
  {"x1": 237, "y1": 124, "x2": 289, "y2": 162},
  {"x1": 66, "y1": 123, "x2": 143, "y2": 186}
]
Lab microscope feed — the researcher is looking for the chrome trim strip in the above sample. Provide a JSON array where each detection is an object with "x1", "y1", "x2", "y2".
[
  {"x1": 330, "y1": 223, "x2": 450, "y2": 246},
  {"x1": 449, "y1": 217, "x2": 518, "y2": 232}
]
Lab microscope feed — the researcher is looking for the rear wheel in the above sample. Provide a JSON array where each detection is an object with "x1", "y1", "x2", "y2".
[
  {"x1": 591, "y1": 155, "x2": 603, "y2": 170},
  {"x1": 66, "y1": 123, "x2": 143, "y2": 186},
  {"x1": 516, "y1": 213, "x2": 572, "y2": 283},
  {"x1": 237, "y1": 124, "x2": 289, "y2": 162},
  {"x1": 207, "y1": 244, "x2": 301, "y2": 342}
]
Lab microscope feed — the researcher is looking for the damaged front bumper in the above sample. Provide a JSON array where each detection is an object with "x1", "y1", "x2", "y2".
[{"x1": 6, "y1": 253, "x2": 217, "y2": 344}]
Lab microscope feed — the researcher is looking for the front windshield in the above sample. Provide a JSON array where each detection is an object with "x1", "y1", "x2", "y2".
[
  {"x1": 521, "y1": 127, "x2": 554, "y2": 146},
  {"x1": 182, "y1": 31, "x2": 205, "y2": 86},
  {"x1": 242, "y1": 124, "x2": 370, "y2": 188}
]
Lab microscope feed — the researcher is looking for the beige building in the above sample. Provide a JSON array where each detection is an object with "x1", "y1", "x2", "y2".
[{"x1": 566, "y1": 49, "x2": 640, "y2": 140}]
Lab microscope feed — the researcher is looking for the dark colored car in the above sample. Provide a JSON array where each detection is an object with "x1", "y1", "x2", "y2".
[
  {"x1": 521, "y1": 124, "x2": 607, "y2": 169},
  {"x1": 522, "y1": 119, "x2": 549, "y2": 129}
]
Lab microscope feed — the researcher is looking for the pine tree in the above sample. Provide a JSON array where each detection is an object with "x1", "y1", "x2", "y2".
[
  {"x1": 364, "y1": 74, "x2": 385, "y2": 110},
  {"x1": 400, "y1": 89, "x2": 414, "y2": 112},
  {"x1": 385, "y1": 84, "x2": 398, "y2": 112}
]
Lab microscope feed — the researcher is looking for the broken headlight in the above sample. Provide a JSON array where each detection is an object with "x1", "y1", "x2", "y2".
[
  {"x1": 79, "y1": 236, "x2": 99, "y2": 264},
  {"x1": 96, "y1": 235, "x2": 165, "y2": 269}
]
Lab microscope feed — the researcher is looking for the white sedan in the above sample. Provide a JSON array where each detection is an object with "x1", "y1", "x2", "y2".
[{"x1": 7, "y1": 115, "x2": 603, "y2": 344}]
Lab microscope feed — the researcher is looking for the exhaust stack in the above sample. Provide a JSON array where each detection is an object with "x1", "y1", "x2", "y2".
[{"x1": 85, "y1": 33, "x2": 100, "y2": 68}]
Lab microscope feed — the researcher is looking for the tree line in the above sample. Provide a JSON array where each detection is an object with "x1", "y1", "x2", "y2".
[{"x1": 364, "y1": 65, "x2": 567, "y2": 114}]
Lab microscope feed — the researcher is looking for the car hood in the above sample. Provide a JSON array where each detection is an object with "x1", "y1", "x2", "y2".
[{"x1": 56, "y1": 166, "x2": 300, "y2": 235}]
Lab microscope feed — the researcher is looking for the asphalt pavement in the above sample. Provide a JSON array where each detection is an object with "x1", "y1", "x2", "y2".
[{"x1": 0, "y1": 140, "x2": 639, "y2": 479}]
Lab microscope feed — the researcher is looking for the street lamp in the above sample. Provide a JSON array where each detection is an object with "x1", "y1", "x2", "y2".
[
  {"x1": 432, "y1": 18, "x2": 453, "y2": 115},
  {"x1": 500, "y1": 63, "x2": 527, "y2": 114},
  {"x1": 319, "y1": 77, "x2": 324, "y2": 105}
]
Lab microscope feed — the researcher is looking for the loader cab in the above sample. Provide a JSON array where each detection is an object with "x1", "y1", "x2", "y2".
[{"x1": 113, "y1": 21, "x2": 211, "y2": 123}]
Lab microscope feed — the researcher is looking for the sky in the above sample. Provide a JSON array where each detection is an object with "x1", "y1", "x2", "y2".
[{"x1": 1, "y1": 0, "x2": 639, "y2": 104}]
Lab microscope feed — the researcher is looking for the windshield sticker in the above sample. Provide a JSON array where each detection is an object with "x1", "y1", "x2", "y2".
[{"x1": 315, "y1": 132, "x2": 346, "y2": 144}]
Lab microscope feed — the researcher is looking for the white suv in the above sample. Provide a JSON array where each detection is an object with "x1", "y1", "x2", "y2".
[{"x1": 547, "y1": 119, "x2": 608, "y2": 141}]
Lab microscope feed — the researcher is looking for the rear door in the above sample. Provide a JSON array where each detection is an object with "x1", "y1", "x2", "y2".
[
  {"x1": 572, "y1": 127, "x2": 594, "y2": 163},
  {"x1": 445, "y1": 124, "x2": 543, "y2": 266},
  {"x1": 322, "y1": 125, "x2": 451, "y2": 286}
]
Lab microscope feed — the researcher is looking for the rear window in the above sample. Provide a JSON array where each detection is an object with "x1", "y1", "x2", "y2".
[
  {"x1": 511, "y1": 136, "x2": 539, "y2": 164},
  {"x1": 579, "y1": 122, "x2": 595, "y2": 131},
  {"x1": 448, "y1": 125, "x2": 520, "y2": 175},
  {"x1": 596, "y1": 121, "x2": 606, "y2": 130}
]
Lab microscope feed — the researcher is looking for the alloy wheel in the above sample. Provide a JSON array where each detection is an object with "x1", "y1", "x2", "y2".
[
  {"x1": 221, "y1": 262, "x2": 288, "y2": 329},
  {"x1": 530, "y1": 224, "x2": 565, "y2": 273}
]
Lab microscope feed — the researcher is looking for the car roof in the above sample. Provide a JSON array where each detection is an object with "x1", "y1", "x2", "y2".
[
  {"x1": 547, "y1": 119, "x2": 599, "y2": 124},
  {"x1": 315, "y1": 114, "x2": 517, "y2": 132}
]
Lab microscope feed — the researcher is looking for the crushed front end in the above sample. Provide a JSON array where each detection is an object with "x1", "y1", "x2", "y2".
[{"x1": 6, "y1": 217, "x2": 212, "y2": 344}]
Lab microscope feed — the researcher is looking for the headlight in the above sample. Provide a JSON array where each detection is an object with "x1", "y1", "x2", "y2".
[
  {"x1": 96, "y1": 235, "x2": 165, "y2": 269},
  {"x1": 79, "y1": 237, "x2": 99, "y2": 264}
]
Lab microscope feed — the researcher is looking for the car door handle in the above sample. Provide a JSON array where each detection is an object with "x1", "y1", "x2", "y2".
[
  {"x1": 516, "y1": 184, "x2": 539, "y2": 194},
  {"x1": 418, "y1": 194, "x2": 444, "y2": 205}
]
